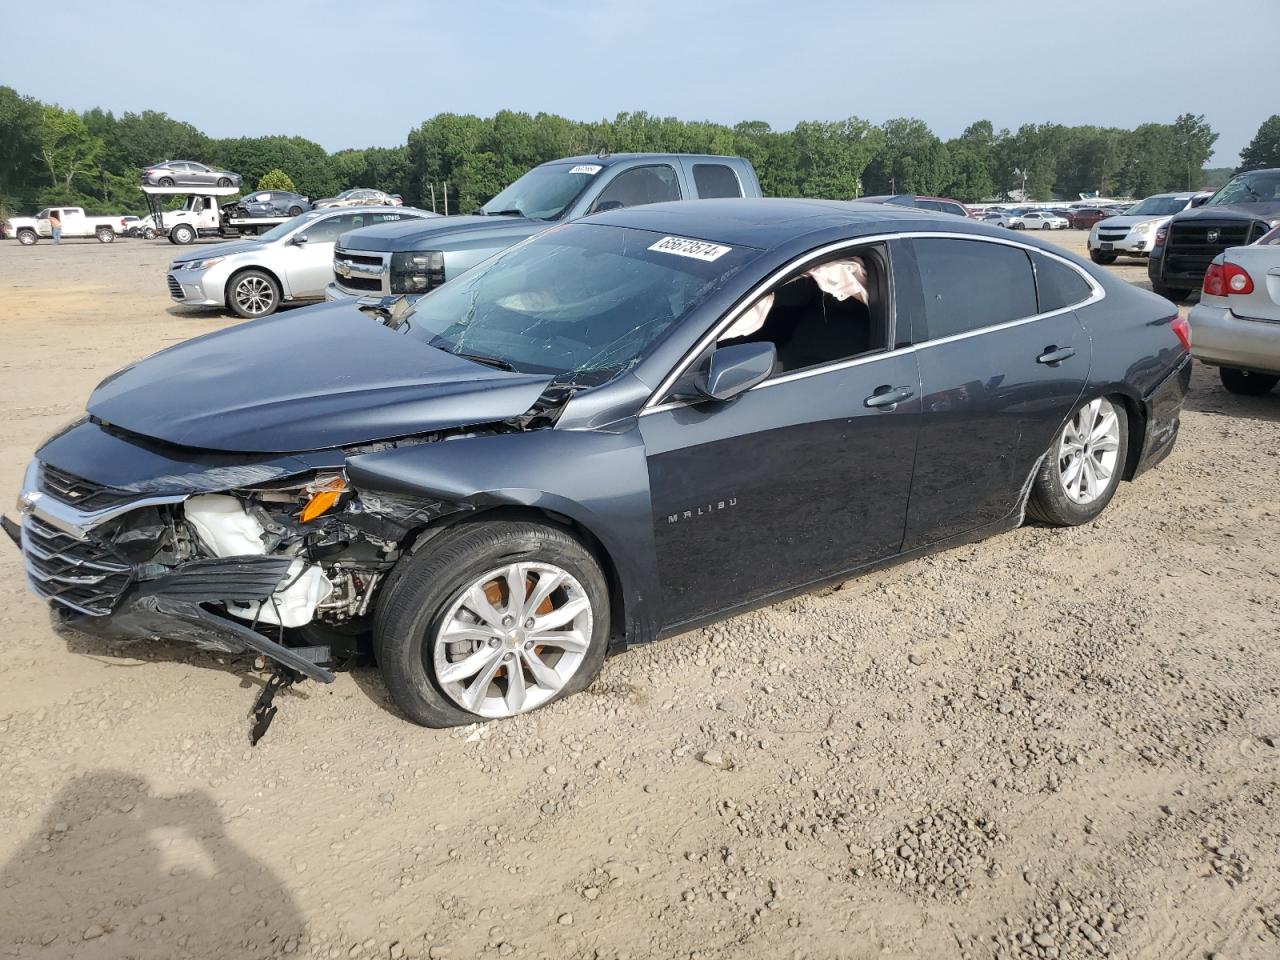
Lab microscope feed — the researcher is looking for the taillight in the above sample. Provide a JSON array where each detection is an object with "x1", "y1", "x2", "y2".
[
  {"x1": 1203, "y1": 262, "x2": 1225, "y2": 296},
  {"x1": 1204, "y1": 261, "x2": 1255, "y2": 296},
  {"x1": 1170, "y1": 315, "x2": 1191, "y2": 352},
  {"x1": 1224, "y1": 262, "x2": 1254, "y2": 295}
]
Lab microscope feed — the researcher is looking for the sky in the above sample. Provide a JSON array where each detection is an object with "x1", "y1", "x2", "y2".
[{"x1": 7, "y1": 0, "x2": 1276, "y2": 166}]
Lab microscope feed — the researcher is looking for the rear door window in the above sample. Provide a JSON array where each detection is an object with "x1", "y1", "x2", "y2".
[
  {"x1": 911, "y1": 237, "x2": 1038, "y2": 340},
  {"x1": 589, "y1": 165, "x2": 682, "y2": 213},
  {"x1": 1031, "y1": 252, "x2": 1093, "y2": 312},
  {"x1": 692, "y1": 163, "x2": 743, "y2": 199}
]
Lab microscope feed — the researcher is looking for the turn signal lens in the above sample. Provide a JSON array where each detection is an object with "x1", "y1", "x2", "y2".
[
  {"x1": 299, "y1": 475, "x2": 348, "y2": 523},
  {"x1": 1170, "y1": 315, "x2": 1191, "y2": 352}
]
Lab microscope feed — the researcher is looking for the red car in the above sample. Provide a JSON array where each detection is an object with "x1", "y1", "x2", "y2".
[{"x1": 1065, "y1": 207, "x2": 1116, "y2": 230}]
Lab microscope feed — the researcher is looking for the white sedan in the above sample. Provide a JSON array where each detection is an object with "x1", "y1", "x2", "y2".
[
  {"x1": 1020, "y1": 211, "x2": 1070, "y2": 230},
  {"x1": 165, "y1": 205, "x2": 437, "y2": 318}
]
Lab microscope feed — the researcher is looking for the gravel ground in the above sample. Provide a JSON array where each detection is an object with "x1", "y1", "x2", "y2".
[{"x1": 0, "y1": 230, "x2": 1277, "y2": 960}]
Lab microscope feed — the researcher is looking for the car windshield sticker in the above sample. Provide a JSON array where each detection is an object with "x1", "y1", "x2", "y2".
[
  {"x1": 648, "y1": 236, "x2": 733, "y2": 262},
  {"x1": 569, "y1": 164, "x2": 603, "y2": 175}
]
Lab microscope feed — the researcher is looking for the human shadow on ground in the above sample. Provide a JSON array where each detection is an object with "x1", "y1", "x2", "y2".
[{"x1": 0, "y1": 771, "x2": 305, "y2": 957}]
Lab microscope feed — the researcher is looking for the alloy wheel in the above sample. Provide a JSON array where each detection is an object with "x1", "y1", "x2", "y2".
[
  {"x1": 432, "y1": 562, "x2": 593, "y2": 718},
  {"x1": 1058, "y1": 397, "x2": 1121, "y2": 505},
  {"x1": 234, "y1": 276, "x2": 276, "y2": 315}
]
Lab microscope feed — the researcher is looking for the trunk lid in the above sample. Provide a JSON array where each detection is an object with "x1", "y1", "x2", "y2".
[{"x1": 1224, "y1": 245, "x2": 1280, "y2": 323}]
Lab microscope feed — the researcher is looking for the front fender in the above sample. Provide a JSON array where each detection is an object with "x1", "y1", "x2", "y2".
[{"x1": 345, "y1": 424, "x2": 659, "y2": 645}]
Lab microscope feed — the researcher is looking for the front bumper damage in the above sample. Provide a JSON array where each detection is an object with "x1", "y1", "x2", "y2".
[{"x1": 4, "y1": 456, "x2": 339, "y2": 743}]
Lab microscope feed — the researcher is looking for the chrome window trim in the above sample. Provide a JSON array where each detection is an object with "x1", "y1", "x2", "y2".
[{"x1": 639, "y1": 230, "x2": 1103, "y2": 416}]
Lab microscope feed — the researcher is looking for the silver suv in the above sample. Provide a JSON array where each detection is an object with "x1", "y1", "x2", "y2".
[{"x1": 167, "y1": 206, "x2": 437, "y2": 318}]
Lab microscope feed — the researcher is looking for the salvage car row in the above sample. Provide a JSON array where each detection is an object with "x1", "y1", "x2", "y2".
[{"x1": 5, "y1": 149, "x2": 1207, "y2": 739}]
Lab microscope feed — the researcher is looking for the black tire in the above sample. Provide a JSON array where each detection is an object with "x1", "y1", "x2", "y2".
[
  {"x1": 170, "y1": 224, "x2": 196, "y2": 245},
  {"x1": 374, "y1": 520, "x2": 611, "y2": 728},
  {"x1": 217, "y1": 177, "x2": 232, "y2": 187},
  {"x1": 1089, "y1": 250, "x2": 1117, "y2": 265},
  {"x1": 1151, "y1": 284, "x2": 1190, "y2": 303},
  {"x1": 1012, "y1": 222, "x2": 1025, "y2": 230},
  {"x1": 158, "y1": 176, "x2": 175, "y2": 187},
  {"x1": 1219, "y1": 367, "x2": 1280, "y2": 396},
  {"x1": 17, "y1": 229, "x2": 37, "y2": 246},
  {"x1": 227, "y1": 268, "x2": 281, "y2": 318},
  {"x1": 95, "y1": 226, "x2": 114, "y2": 244},
  {"x1": 1027, "y1": 396, "x2": 1129, "y2": 527},
  {"x1": 287, "y1": 205, "x2": 303, "y2": 217},
  {"x1": 143, "y1": 227, "x2": 157, "y2": 240}
]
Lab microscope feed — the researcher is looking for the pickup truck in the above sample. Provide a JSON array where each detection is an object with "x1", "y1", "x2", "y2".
[
  {"x1": 1148, "y1": 168, "x2": 1280, "y2": 301},
  {"x1": 6, "y1": 207, "x2": 128, "y2": 245},
  {"x1": 326, "y1": 153, "x2": 762, "y2": 301}
]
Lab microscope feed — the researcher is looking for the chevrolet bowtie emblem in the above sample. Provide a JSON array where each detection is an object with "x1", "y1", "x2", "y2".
[{"x1": 1206, "y1": 229, "x2": 1219, "y2": 244}]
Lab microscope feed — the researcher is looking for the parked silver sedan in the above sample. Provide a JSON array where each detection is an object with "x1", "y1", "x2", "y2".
[
  {"x1": 1189, "y1": 225, "x2": 1280, "y2": 395},
  {"x1": 166, "y1": 205, "x2": 438, "y2": 318},
  {"x1": 313, "y1": 188, "x2": 403, "y2": 209}
]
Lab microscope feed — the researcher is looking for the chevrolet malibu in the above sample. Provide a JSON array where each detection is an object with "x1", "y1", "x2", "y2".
[
  {"x1": 167, "y1": 205, "x2": 437, "y2": 318},
  {"x1": 4, "y1": 199, "x2": 1191, "y2": 736}
]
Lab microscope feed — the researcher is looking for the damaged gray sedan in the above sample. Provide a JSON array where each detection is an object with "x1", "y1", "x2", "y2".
[{"x1": 4, "y1": 200, "x2": 1190, "y2": 740}]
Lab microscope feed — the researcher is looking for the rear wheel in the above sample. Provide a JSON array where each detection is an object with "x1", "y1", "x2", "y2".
[
  {"x1": 1089, "y1": 251, "x2": 1117, "y2": 265},
  {"x1": 374, "y1": 521, "x2": 610, "y2": 727},
  {"x1": 1027, "y1": 396, "x2": 1128, "y2": 526},
  {"x1": 1219, "y1": 367, "x2": 1279, "y2": 396},
  {"x1": 228, "y1": 269, "x2": 281, "y2": 318},
  {"x1": 287, "y1": 205, "x2": 303, "y2": 216},
  {"x1": 95, "y1": 226, "x2": 114, "y2": 243},
  {"x1": 158, "y1": 176, "x2": 175, "y2": 187},
  {"x1": 17, "y1": 229, "x2": 37, "y2": 246}
]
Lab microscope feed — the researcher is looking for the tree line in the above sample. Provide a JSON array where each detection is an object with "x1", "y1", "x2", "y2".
[{"x1": 2, "y1": 84, "x2": 1277, "y2": 218}]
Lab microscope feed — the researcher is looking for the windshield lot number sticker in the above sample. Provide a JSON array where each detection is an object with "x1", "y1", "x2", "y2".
[
  {"x1": 649, "y1": 236, "x2": 732, "y2": 262},
  {"x1": 569, "y1": 164, "x2": 603, "y2": 175}
]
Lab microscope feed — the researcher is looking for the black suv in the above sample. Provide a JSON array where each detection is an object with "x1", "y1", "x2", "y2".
[{"x1": 1149, "y1": 168, "x2": 1280, "y2": 301}]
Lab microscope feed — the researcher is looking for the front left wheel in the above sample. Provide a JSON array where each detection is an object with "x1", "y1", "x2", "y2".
[
  {"x1": 374, "y1": 521, "x2": 610, "y2": 727},
  {"x1": 1027, "y1": 396, "x2": 1128, "y2": 526},
  {"x1": 228, "y1": 269, "x2": 281, "y2": 318}
]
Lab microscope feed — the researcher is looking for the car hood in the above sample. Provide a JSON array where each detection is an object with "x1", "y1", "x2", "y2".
[
  {"x1": 170, "y1": 237, "x2": 263, "y2": 264},
  {"x1": 337, "y1": 214, "x2": 546, "y2": 253},
  {"x1": 1095, "y1": 214, "x2": 1168, "y2": 230},
  {"x1": 1174, "y1": 202, "x2": 1280, "y2": 223},
  {"x1": 86, "y1": 301, "x2": 553, "y2": 453}
]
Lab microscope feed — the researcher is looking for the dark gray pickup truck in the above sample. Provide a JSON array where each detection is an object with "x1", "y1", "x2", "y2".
[{"x1": 325, "y1": 153, "x2": 762, "y2": 301}]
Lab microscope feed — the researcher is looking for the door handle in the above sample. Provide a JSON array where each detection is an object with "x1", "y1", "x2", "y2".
[
  {"x1": 1037, "y1": 346, "x2": 1076, "y2": 366},
  {"x1": 864, "y1": 385, "x2": 915, "y2": 409}
]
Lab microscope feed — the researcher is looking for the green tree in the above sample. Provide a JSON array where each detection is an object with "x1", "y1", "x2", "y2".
[
  {"x1": 258, "y1": 168, "x2": 297, "y2": 192},
  {"x1": 1238, "y1": 115, "x2": 1280, "y2": 172},
  {"x1": 863, "y1": 118, "x2": 950, "y2": 196},
  {"x1": 0, "y1": 86, "x2": 46, "y2": 203},
  {"x1": 40, "y1": 105, "x2": 102, "y2": 196},
  {"x1": 792, "y1": 118, "x2": 882, "y2": 198},
  {"x1": 211, "y1": 135, "x2": 336, "y2": 199},
  {"x1": 1170, "y1": 113, "x2": 1218, "y2": 189}
]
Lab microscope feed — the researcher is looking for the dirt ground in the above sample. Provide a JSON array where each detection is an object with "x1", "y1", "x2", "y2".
[{"x1": 0, "y1": 230, "x2": 1277, "y2": 960}]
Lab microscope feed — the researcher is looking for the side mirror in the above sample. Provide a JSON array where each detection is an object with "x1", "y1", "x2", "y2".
[
  {"x1": 1190, "y1": 195, "x2": 1209, "y2": 208},
  {"x1": 694, "y1": 342, "x2": 776, "y2": 402},
  {"x1": 289, "y1": 233, "x2": 308, "y2": 245},
  {"x1": 592, "y1": 199, "x2": 624, "y2": 214}
]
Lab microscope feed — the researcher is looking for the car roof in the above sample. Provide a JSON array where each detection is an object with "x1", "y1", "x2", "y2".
[
  {"x1": 585, "y1": 197, "x2": 986, "y2": 249},
  {"x1": 540, "y1": 153, "x2": 743, "y2": 169}
]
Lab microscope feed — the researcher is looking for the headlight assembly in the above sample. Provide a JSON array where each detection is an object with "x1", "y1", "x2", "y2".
[{"x1": 184, "y1": 257, "x2": 225, "y2": 271}]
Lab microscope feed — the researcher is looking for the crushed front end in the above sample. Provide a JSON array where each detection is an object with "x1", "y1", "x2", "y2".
[{"x1": 3, "y1": 419, "x2": 458, "y2": 741}]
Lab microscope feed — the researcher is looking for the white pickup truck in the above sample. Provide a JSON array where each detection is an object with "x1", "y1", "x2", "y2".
[{"x1": 6, "y1": 207, "x2": 128, "y2": 245}]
